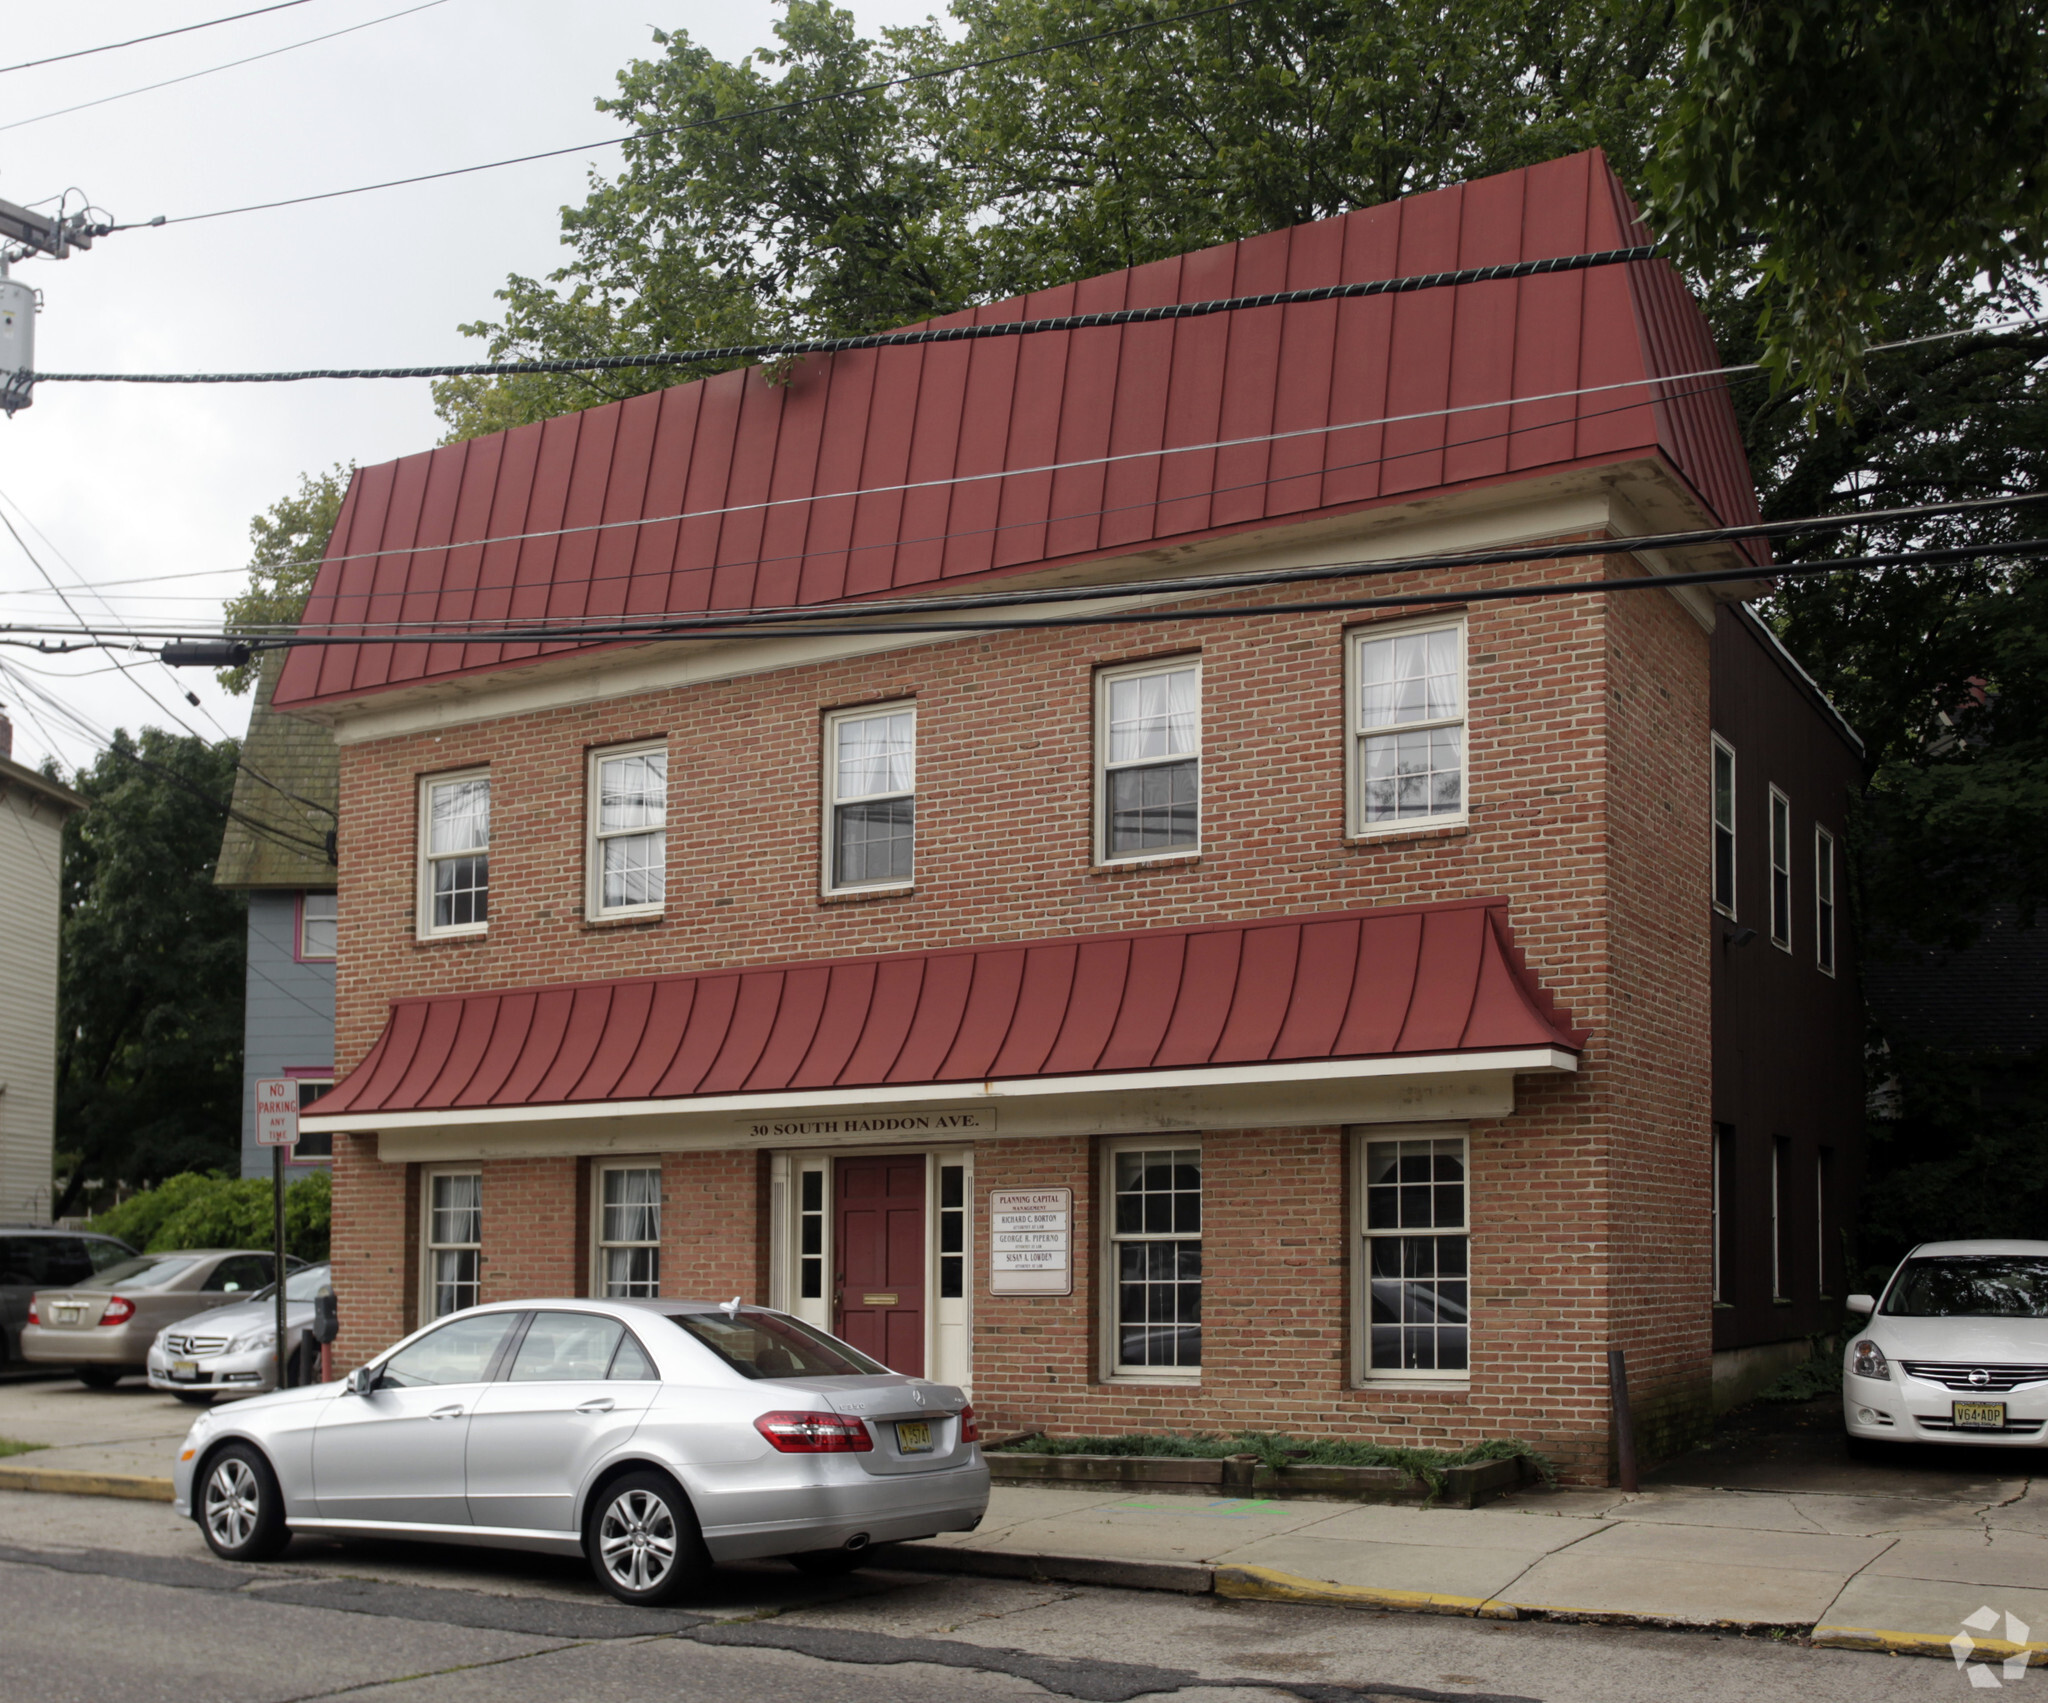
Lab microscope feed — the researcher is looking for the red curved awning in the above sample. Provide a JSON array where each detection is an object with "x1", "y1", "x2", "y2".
[{"x1": 312, "y1": 900, "x2": 1582, "y2": 1123}]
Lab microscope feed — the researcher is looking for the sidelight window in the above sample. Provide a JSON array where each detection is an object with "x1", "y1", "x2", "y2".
[{"x1": 1104, "y1": 1141, "x2": 1202, "y2": 1377}]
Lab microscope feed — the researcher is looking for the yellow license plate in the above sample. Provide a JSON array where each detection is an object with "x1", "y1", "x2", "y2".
[
  {"x1": 1954, "y1": 1401, "x2": 2006, "y2": 1429},
  {"x1": 894, "y1": 1420, "x2": 933, "y2": 1454},
  {"x1": 172, "y1": 1360, "x2": 198, "y2": 1379}
]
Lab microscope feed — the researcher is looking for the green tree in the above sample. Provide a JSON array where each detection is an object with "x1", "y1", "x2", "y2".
[
  {"x1": 53, "y1": 730, "x2": 246, "y2": 1220},
  {"x1": 1647, "y1": 0, "x2": 2048, "y2": 400},
  {"x1": 90, "y1": 1169, "x2": 330, "y2": 1263},
  {"x1": 218, "y1": 465, "x2": 351, "y2": 694}
]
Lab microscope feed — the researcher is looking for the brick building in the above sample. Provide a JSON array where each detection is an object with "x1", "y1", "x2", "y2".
[{"x1": 284, "y1": 151, "x2": 1861, "y2": 1482}]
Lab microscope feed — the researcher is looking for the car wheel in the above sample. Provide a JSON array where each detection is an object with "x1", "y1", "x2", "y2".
[
  {"x1": 584, "y1": 1470, "x2": 711, "y2": 1607},
  {"x1": 173, "y1": 1390, "x2": 214, "y2": 1406},
  {"x1": 787, "y1": 1547, "x2": 868, "y2": 1577},
  {"x1": 198, "y1": 1443, "x2": 290, "y2": 1562},
  {"x1": 76, "y1": 1367, "x2": 122, "y2": 1389}
]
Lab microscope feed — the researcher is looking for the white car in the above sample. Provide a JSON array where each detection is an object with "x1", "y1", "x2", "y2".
[{"x1": 1843, "y1": 1238, "x2": 2048, "y2": 1448}]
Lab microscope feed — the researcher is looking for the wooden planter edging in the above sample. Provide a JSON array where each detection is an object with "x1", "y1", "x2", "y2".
[{"x1": 986, "y1": 1452, "x2": 1526, "y2": 1508}]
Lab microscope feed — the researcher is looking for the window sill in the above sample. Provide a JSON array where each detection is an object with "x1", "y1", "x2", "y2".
[
  {"x1": 415, "y1": 928, "x2": 488, "y2": 946},
  {"x1": 1344, "y1": 820, "x2": 1469, "y2": 849},
  {"x1": 1357, "y1": 1378, "x2": 1472, "y2": 1392},
  {"x1": 1090, "y1": 852, "x2": 1202, "y2": 875},
  {"x1": 1102, "y1": 1372, "x2": 1202, "y2": 1386},
  {"x1": 581, "y1": 910, "x2": 666, "y2": 930},
  {"x1": 819, "y1": 883, "x2": 916, "y2": 905}
]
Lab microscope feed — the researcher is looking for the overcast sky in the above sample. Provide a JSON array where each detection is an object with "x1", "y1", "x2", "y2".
[{"x1": 0, "y1": 0, "x2": 938, "y2": 774}]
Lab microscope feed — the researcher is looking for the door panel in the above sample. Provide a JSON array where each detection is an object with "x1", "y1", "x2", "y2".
[
  {"x1": 835, "y1": 1156, "x2": 926, "y2": 1376},
  {"x1": 312, "y1": 1384, "x2": 481, "y2": 1524}
]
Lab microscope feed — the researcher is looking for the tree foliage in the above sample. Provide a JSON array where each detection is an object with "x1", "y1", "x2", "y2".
[
  {"x1": 1647, "y1": 0, "x2": 2048, "y2": 400},
  {"x1": 90, "y1": 1169, "x2": 330, "y2": 1263},
  {"x1": 54, "y1": 730, "x2": 246, "y2": 1219},
  {"x1": 218, "y1": 465, "x2": 351, "y2": 694}
]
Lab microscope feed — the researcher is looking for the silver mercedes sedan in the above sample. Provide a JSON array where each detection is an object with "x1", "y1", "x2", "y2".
[{"x1": 171, "y1": 1298, "x2": 988, "y2": 1605}]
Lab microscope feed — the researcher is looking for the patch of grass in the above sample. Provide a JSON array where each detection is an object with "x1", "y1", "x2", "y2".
[
  {"x1": 0, "y1": 1438, "x2": 49, "y2": 1458},
  {"x1": 989, "y1": 1430, "x2": 1555, "y2": 1495},
  {"x1": 1756, "y1": 1355, "x2": 1844, "y2": 1403}
]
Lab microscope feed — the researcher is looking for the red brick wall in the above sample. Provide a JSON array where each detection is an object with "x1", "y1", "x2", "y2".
[
  {"x1": 323, "y1": 540, "x2": 1716, "y2": 1480},
  {"x1": 329, "y1": 1130, "x2": 414, "y2": 1372}
]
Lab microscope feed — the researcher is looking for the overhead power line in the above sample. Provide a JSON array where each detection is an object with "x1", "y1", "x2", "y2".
[
  {"x1": 0, "y1": 0, "x2": 447, "y2": 136},
  {"x1": 107, "y1": 0, "x2": 1252, "y2": 230},
  {"x1": 0, "y1": 1, "x2": 316, "y2": 75},
  {"x1": 15, "y1": 246, "x2": 1657, "y2": 400}
]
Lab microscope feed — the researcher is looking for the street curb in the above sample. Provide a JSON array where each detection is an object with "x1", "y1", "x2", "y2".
[
  {"x1": 875, "y1": 1541, "x2": 1215, "y2": 1594},
  {"x1": 1812, "y1": 1624, "x2": 2048, "y2": 1665},
  {"x1": 0, "y1": 1464, "x2": 174, "y2": 1503},
  {"x1": 1215, "y1": 1563, "x2": 1519, "y2": 1619}
]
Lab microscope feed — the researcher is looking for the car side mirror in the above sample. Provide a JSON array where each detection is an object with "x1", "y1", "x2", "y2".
[
  {"x1": 1845, "y1": 1293, "x2": 1876, "y2": 1315},
  {"x1": 344, "y1": 1365, "x2": 378, "y2": 1395}
]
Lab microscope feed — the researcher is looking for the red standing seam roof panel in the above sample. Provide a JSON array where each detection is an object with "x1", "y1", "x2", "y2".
[
  {"x1": 312, "y1": 900, "x2": 1584, "y2": 1121},
  {"x1": 275, "y1": 150, "x2": 1766, "y2": 712}
]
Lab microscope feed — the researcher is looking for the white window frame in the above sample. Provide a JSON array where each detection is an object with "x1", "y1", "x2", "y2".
[
  {"x1": 1095, "y1": 657, "x2": 1202, "y2": 865},
  {"x1": 1353, "y1": 1126, "x2": 1472, "y2": 1386},
  {"x1": 1099, "y1": 1136, "x2": 1203, "y2": 1383},
  {"x1": 591, "y1": 1160, "x2": 663, "y2": 1298},
  {"x1": 1346, "y1": 616, "x2": 1469, "y2": 838},
  {"x1": 1768, "y1": 786, "x2": 1792, "y2": 950},
  {"x1": 421, "y1": 1167, "x2": 482, "y2": 1320},
  {"x1": 584, "y1": 741, "x2": 668, "y2": 921},
  {"x1": 1711, "y1": 736, "x2": 1737, "y2": 917},
  {"x1": 1816, "y1": 1148, "x2": 1831, "y2": 1298},
  {"x1": 1815, "y1": 826, "x2": 1837, "y2": 975},
  {"x1": 1770, "y1": 1137, "x2": 1787, "y2": 1302},
  {"x1": 821, "y1": 702, "x2": 917, "y2": 895},
  {"x1": 298, "y1": 891, "x2": 338, "y2": 961},
  {"x1": 417, "y1": 769, "x2": 490, "y2": 940}
]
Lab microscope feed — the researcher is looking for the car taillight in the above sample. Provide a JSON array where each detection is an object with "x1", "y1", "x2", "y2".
[
  {"x1": 99, "y1": 1296, "x2": 135, "y2": 1327},
  {"x1": 959, "y1": 1402, "x2": 981, "y2": 1444},
  {"x1": 754, "y1": 1410, "x2": 873, "y2": 1453},
  {"x1": 26, "y1": 1301, "x2": 37, "y2": 1326}
]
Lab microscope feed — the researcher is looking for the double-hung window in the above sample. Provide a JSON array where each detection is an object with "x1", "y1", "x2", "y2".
[
  {"x1": 1711, "y1": 738, "x2": 1736, "y2": 914},
  {"x1": 298, "y1": 892, "x2": 337, "y2": 960},
  {"x1": 424, "y1": 1171, "x2": 481, "y2": 1318},
  {"x1": 824, "y1": 703, "x2": 915, "y2": 891},
  {"x1": 419, "y1": 771, "x2": 489, "y2": 938},
  {"x1": 1104, "y1": 1141, "x2": 1201, "y2": 1376},
  {"x1": 1815, "y1": 826, "x2": 1837, "y2": 974},
  {"x1": 1768, "y1": 787, "x2": 1792, "y2": 948},
  {"x1": 1358, "y1": 1132, "x2": 1468, "y2": 1379},
  {"x1": 1350, "y1": 620, "x2": 1466, "y2": 831},
  {"x1": 1097, "y1": 659, "x2": 1200, "y2": 861},
  {"x1": 588, "y1": 743, "x2": 667, "y2": 918},
  {"x1": 595, "y1": 1163, "x2": 661, "y2": 1297}
]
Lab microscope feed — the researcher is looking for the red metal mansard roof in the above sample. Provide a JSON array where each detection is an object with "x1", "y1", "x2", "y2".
[
  {"x1": 275, "y1": 149, "x2": 1763, "y2": 710},
  {"x1": 311, "y1": 901, "x2": 1584, "y2": 1121}
]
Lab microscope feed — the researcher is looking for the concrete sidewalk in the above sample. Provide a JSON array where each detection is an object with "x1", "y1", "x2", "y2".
[{"x1": 4, "y1": 1376, "x2": 2044, "y2": 1666}]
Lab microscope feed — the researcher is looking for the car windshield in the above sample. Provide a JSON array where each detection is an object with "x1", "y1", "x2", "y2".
[
  {"x1": 73, "y1": 1255, "x2": 199, "y2": 1290},
  {"x1": 1883, "y1": 1256, "x2": 2048, "y2": 1318},
  {"x1": 671, "y1": 1311, "x2": 888, "y2": 1379},
  {"x1": 249, "y1": 1266, "x2": 332, "y2": 1304}
]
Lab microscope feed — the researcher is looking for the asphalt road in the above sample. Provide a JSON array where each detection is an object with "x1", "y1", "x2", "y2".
[{"x1": 0, "y1": 1489, "x2": 1970, "y2": 1703}]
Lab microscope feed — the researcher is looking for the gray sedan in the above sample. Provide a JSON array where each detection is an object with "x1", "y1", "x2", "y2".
[
  {"x1": 172, "y1": 1298, "x2": 989, "y2": 1606},
  {"x1": 147, "y1": 1264, "x2": 333, "y2": 1402},
  {"x1": 24, "y1": 1250, "x2": 297, "y2": 1387}
]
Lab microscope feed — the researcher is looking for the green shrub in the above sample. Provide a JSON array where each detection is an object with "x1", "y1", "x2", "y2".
[
  {"x1": 1756, "y1": 1354, "x2": 1843, "y2": 1403},
  {"x1": 89, "y1": 1169, "x2": 329, "y2": 1262}
]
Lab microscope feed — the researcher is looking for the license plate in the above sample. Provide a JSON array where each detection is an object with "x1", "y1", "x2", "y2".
[
  {"x1": 895, "y1": 1420, "x2": 933, "y2": 1455},
  {"x1": 53, "y1": 1307, "x2": 79, "y2": 1325},
  {"x1": 171, "y1": 1360, "x2": 198, "y2": 1381},
  {"x1": 1954, "y1": 1401, "x2": 2007, "y2": 1429}
]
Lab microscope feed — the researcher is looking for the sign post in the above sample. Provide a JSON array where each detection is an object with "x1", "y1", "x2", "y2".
[{"x1": 253, "y1": 1078, "x2": 299, "y2": 1390}]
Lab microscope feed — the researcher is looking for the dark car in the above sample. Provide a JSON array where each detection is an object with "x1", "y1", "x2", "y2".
[{"x1": 0, "y1": 1229, "x2": 137, "y2": 1365}]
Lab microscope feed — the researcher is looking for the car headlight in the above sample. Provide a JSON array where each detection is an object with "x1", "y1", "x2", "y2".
[
  {"x1": 1852, "y1": 1339, "x2": 1891, "y2": 1380},
  {"x1": 229, "y1": 1329, "x2": 276, "y2": 1354}
]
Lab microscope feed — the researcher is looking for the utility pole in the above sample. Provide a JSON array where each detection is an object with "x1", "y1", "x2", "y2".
[{"x1": 1, "y1": 194, "x2": 110, "y2": 417}]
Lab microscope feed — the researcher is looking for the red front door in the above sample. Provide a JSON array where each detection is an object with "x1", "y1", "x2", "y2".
[{"x1": 835, "y1": 1156, "x2": 926, "y2": 1375}]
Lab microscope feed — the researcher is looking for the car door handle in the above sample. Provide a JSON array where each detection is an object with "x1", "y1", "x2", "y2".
[
  {"x1": 575, "y1": 1398, "x2": 615, "y2": 1414},
  {"x1": 428, "y1": 1404, "x2": 464, "y2": 1421}
]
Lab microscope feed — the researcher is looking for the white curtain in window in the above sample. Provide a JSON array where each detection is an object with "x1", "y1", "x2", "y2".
[
  {"x1": 1108, "y1": 669, "x2": 1198, "y2": 763},
  {"x1": 599, "y1": 752, "x2": 666, "y2": 832},
  {"x1": 430, "y1": 1173, "x2": 481, "y2": 1246},
  {"x1": 602, "y1": 1167, "x2": 660, "y2": 1244},
  {"x1": 429, "y1": 779, "x2": 490, "y2": 853},
  {"x1": 1359, "y1": 630, "x2": 1459, "y2": 728},
  {"x1": 837, "y1": 712, "x2": 914, "y2": 798}
]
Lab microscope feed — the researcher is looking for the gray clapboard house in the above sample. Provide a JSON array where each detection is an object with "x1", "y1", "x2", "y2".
[{"x1": 215, "y1": 651, "x2": 338, "y2": 1176}]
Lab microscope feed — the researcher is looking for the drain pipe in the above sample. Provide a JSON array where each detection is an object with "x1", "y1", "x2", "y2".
[{"x1": 1607, "y1": 1348, "x2": 1639, "y2": 1492}]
